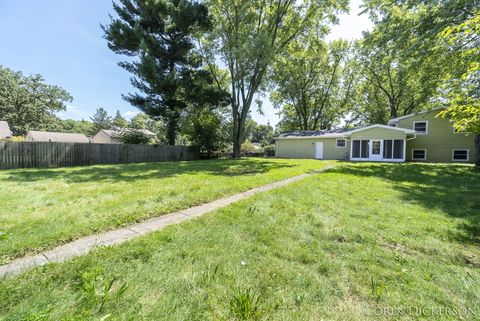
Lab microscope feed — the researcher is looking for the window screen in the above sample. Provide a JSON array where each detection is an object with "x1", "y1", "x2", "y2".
[
  {"x1": 412, "y1": 150, "x2": 426, "y2": 160},
  {"x1": 360, "y1": 140, "x2": 369, "y2": 158},
  {"x1": 352, "y1": 140, "x2": 360, "y2": 158},
  {"x1": 414, "y1": 122, "x2": 427, "y2": 133},
  {"x1": 453, "y1": 150, "x2": 468, "y2": 161},
  {"x1": 393, "y1": 140, "x2": 404, "y2": 159},
  {"x1": 336, "y1": 139, "x2": 346, "y2": 148},
  {"x1": 383, "y1": 140, "x2": 393, "y2": 159}
]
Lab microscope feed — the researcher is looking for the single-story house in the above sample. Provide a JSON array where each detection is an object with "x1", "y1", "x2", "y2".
[
  {"x1": 25, "y1": 131, "x2": 90, "y2": 143},
  {"x1": 0, "y1": 121, "x2": 13, "y2": 139},
  {"x1": 91, "y1": 128, "x2": 156, "y2": 144},
  {"x1": 274, "y1": 107, "x2": 477, "y2": 163}
]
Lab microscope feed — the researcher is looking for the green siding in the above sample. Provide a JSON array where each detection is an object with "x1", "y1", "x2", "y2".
[
  {"x1": 276, "y1": 137, "x2": 349, "y2": 160},
  {"x1": 350, "y1": 127, "x2": 406, "y2": 140},
  {"x1": 396, "y1": 110, "x2": 477, "y2": 163}
]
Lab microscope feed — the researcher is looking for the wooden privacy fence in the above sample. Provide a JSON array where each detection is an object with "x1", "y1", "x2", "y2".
[{"x1": 0, "y1": 142, "x2": 199, "y2": 170}]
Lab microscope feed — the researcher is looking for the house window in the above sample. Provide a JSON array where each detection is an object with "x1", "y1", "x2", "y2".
[
  {"x1": 412, "y1": 149, "x2": 427, "y2": 161},
  {"x1": 352, "y1": 140, "x2": 369, "y2": 158},
  {"x1": 452, "y1": 149, "x2": 469, "y2": 161},
  {"x1": 413, "y1": 121, "x2": 428, "y2": 134},
  {"x1": 383, "y1": 140, "x2": 404, "y2": 159},
  {"x1": 336, "y1": 138, "x2": 346, "y2": 148}
]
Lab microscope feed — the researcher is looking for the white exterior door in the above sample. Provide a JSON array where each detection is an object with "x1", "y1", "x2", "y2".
[
  {"x1": 369, "y1": 140, "x2": 382, "y2": 161},
  {"x1": 315, "y1": 142, "x2": 324, "y2": 159}
]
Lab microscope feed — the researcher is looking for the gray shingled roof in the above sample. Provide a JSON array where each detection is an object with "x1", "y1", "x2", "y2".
[
  {"x1": 276, "y1": 129, "x2": 351, "y2": 138},
  {"x1": 0, "y1": 121, "x2": 13, "y2": 138},
  {"x1": 26, "y1": 131, "x2": 90, "y2": 143}
]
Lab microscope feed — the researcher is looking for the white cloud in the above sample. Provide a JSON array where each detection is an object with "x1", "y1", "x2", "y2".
[{"x1": 122, "y1": 110, "x2": 139, "y2": 119}]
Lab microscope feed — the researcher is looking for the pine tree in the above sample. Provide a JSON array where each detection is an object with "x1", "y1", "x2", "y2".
[
  {"x1": 112, "y1": 110, "x2": 128, "y2": 128},
  {"x1": 90, "y1": 107, "x2": 112, "y2": 133},
  {"x1": 103, "y1": 0, "x2": 218, "y2": 145}
]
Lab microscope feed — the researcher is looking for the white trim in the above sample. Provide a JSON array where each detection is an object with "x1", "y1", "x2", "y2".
[
  {"x1": 412, "y1": 149, "x2": 427, "y2": 161},
  {"x1": 344, "y1": 124, "x2": 416, "y2": 135},
  {"x1": 350, "y1": 139, "x2": 406, "y2": 162},
  {"x1": 336, "y1": 138, "x2": 346, "y2": 148},
  {"x1": 452, "y1": 149, "x2": 470, "y2": 162},
  {"x1": 274, "y1": 133, "x2": 346, "y2": 140},
  {"x1": 413, "y1": 121, "x2": 428, "y2": 135},
  {"x1": 387, "y1": 107, "x2": 447, "y2": 125}
]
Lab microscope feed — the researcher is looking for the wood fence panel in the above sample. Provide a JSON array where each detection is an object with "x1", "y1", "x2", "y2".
[{"x1": 0, "y1": 142, "x2": 199, "y2": 170}]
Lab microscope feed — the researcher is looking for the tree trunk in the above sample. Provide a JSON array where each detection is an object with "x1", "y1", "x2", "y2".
[
  {"x1": 475, "y1": 134, "x2": 480, "y2": 167},
  {"x1": 232, "y1": 116, "x2": 245, "y2": 158},
  {"x1": 232, "y1": 134, "x2": 242, "y2": 158},
  {"x1": 166, "y1": 118, "x2": 176, "y2": 146}
]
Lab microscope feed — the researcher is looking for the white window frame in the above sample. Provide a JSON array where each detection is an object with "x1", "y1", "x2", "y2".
[
  {"x1": 411, "y1": 149, "x2": 427, "y2": 161},
  {"x1": 413, "y1": 121, "x2": 428, "y2": 134},
  {"x1": 350, "y1": 140, "x2": 370, "y2": 161},
  {"x1": 452, "y1": 149, "x2": 469, "y2": 162},
  {"x1": 336, "y1": 138, "x2": 346, "y2": 148}
]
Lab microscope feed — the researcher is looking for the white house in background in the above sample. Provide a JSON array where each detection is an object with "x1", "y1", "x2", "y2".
[
  {"x1": 25, "y1": 131, "x2": 90, "y2": 143},
  {"x1": 91, "y1": 128, "x2": 156, "y2": 144},
  {"x1": 0, "y1": 121, "x2": 13, "y2": 139}
]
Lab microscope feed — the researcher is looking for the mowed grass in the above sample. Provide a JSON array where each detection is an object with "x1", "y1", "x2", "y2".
[
  {"x1": 0, "y1": 158, "x2": 332, "y2": 262},
  {"x1": 1, "y1": 163, "x2": 479, "y2": 321}
]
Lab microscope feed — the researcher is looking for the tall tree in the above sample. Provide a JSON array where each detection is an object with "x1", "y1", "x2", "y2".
[
  {"x1": 207, "y1": 0, "x2": 347, "y2": 157},
  {"x1": 112, "y1": 110, "x2": 128, "y2": 128},
  {"x1": 103, "y1": 0, "x2": 217, "y2": 145},
  {"x1": 0, "y1": 66, "x2": 72, "y2": 135},
  {"x1": 271, "y1": 38, "x2": 356, "y2": 130},
  {"x1": 357, "y1": 0, "x2": 480, "y2": 124},
  {"x1": 90, "y1": 107, "x2": 112, "y2": 133},
  {"x1": 354, "y1": 30, "x2": 445, "y2": 124},
  {"x1": 438, "y1": 12, "x2": 480, "y2": 166}
]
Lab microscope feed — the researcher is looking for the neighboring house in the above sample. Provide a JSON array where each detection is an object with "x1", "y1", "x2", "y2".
[
  {"x1": 91, "y1": 128, "x2": 156, "y2": 144},
  {"x1": 275, "y1": 107, "x2": 477, "y2": 163},
  {"x1": 0, "y1": 121, "x2": 13, "y2": 139},
  {"x1": 25, "y1": 131, "x2": 90, "y2": 143}
]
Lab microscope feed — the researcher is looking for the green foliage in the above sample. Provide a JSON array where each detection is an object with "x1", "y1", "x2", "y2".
[
  {"x1": 90, "y1": 107, "x2": 112, "y2": 133},
  {"x1": 57, "y1": 119, "x2": 95, "y2": 136},
  {"x1": 229, "y1": 289, "x2": 261, "y2": 320},
  {"x1": 130, "y1": 112, "x2": 168, "y2": 144},
  {"x1": 183, "y1": 109, "x2": 229, "y2": 154},
  {"x1": 0, "y1": 66, "x2": 72, "y2": 136},
  {"x1": 115, "y1": 129, "x2": 152, "y2": 145},
  {"x1": 207, "y1": 0, "x2": 348, "y2": 156},
  {"x1": 103, "y1": 0, "x2": 226, "y2": 145},
  {"x1": 262, "y1": 144, "x2": 276, "y2": 157},
  {"x1": 438, "y1": 13, "x2": 480, "y2": 135},
  {"x1": 80, "y1": 268, "x2": 128, "y2": 312},
  {"x1": 272, "y1": 38, "x2": 356, "y2": 130},
  {"x1": 356, "y1": 0, "x2": 479, "y2": 125},
  {"x1": 370, "y1": 276, "x2": 387, "y2": 303},
  {"x1": 112, "y1": 110, "x2": 128, "y2": 128}
]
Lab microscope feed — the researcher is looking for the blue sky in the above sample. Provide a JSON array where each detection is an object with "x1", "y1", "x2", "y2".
[{"x1": 0, "y1": 0, "x2": 371, "y2": 126}]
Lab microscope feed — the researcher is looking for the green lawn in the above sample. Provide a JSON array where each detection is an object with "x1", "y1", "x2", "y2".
[
  {"x1": 0, "y1": 158, "x2": 332, "y2": 262},
  {"x1": 1, "y1": 163, "x2": 479, "y2": 320}
]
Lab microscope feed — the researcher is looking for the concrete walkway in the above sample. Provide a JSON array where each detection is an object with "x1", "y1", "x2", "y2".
[{"x1": 0, "y1": 165, "x2": 335, "y2": 278}]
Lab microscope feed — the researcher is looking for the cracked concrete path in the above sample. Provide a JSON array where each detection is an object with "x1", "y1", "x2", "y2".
[{"x1": 0, "y1": 164, "x2": 335, "y2": 278}]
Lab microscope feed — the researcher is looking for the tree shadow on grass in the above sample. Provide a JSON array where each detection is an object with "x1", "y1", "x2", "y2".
[
  {"x1": 330, "y1": 163, "x2": 480, "y2": 245},
  {"x1": 0, "y1": 158, "x2": 297, "y2": 184}
]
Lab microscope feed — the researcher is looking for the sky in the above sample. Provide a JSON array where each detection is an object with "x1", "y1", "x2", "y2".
[{"x1": 0, "y1": 0, "x2": 372, "y2": 127}]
